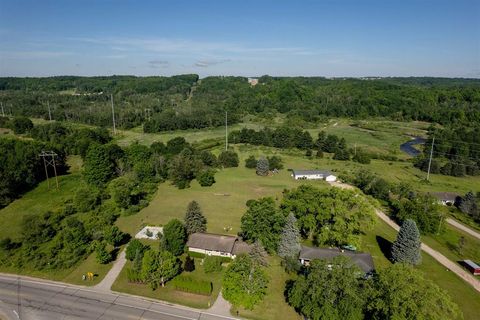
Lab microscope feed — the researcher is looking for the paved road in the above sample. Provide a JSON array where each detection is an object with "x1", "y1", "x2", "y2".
[
  {"x1": 446, "y1": 218, "x2": 480, "y2": 241},
  {"x1": 329, "y1": 181, "x2": 480, "y2": 293},
  {"x1": 0, "y1": 274, "x2": 237, "y2": 320}
]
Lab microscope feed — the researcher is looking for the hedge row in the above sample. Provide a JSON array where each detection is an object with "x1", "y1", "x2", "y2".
[{"x1": 170, "y1": 275, "x2": 212, "y2": 296}]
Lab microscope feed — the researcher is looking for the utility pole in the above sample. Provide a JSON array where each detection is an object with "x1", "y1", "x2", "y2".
[
  {"x1": 225, "y1": 110, "x2": 228, "y2": 151},
  {"x1": 354, "y1": 143, "x2": 357, "y2": 156},
  {"x1": 47, "y1": 101, "x2": 52, "y2": 121},
  {"x1": 1, "y1": 102, "x2": 4, "y2": 117},
  {"x1": 39, "y1": 151, "x2": 59, "y2": 189},
  {"x1": 111, "y1": 94, "x2": 116, "y2": 135},
  {"x1": 426, "y1": 137, "x2": 435, "y2": 181}
]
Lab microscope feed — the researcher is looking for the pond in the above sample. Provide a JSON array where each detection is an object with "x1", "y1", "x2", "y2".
[{"x1": 400, "y1": 137, "x2": 426, "y2": 156}]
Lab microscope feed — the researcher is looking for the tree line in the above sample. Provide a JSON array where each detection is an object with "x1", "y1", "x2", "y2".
[
  {"x1": 415, "y1": 123, "x2": 480, "y2": 177},
  {"x1": 1, "y1": 76, "x2": 479, "y2": 133}
]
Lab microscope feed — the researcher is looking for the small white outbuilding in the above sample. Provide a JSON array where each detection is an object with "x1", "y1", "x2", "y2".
[{"x1": 292, "y1": 169, "x2": 337, "y2": 182}]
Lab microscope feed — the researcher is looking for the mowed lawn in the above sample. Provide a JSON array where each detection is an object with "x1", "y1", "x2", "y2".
[
  {"x1": 361, "y1": 219, "x2": 480, "y2": 320},
  {"x1": 116, "y1": 157, "x2": 329, "y2": 236}
]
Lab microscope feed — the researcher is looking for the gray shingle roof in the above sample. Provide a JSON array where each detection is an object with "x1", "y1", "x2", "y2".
[
  {"x1": 187, "y1": 233, "x2": 237, "y2": 253},
  {"x1": 292, "y1": 169, "x2": 333, "y2": 176},
  {"x1": 232, "y1": 240, "x2": 252, "y2": 255},
  {"x1": 429, "y1": 192, "x2": 460, "y2": 202},
  {"x1": 299, "y1": 245, "x2": 375, "y2": 273}
]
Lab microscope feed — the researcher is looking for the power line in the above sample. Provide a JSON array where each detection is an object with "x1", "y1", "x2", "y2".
[
  {"x1": 111, "y1": 94, "x2": 116, "y2": 135},
  {"x1": 427, "y1": 137, "x2": 435, "y2": 181},
  {"x1": 39, "y1": 151, "x2": 59, "y2": 189}
]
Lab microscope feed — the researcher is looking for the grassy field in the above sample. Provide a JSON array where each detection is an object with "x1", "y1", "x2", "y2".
[
  {"x1": 116, "y1": 149, "x2": 330, "y2": 236},
  {"x1": 112, "y1": 256, "x2": 223, "y2": 309}
]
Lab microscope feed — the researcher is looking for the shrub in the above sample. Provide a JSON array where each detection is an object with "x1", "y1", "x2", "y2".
[
  {"x1": 126, "y1": 239, "x2": 148, "y2": 261},
  {"x1": 203, "y1": 255, "x2": 223, "y2": 273},
  {"x1": 170, "y1": 275, "x2": 212, "y2": 295},
  {"x1": 245, "y1": 155, "x2": 257, "y2": 168},
  {"x1": 218, "y1": 150, "x2": 239, "y2": 168},
  {"x1": 196, "y1": 169, "x2": 216, "y2": 187},
  {"x1": 126, "y1": 268, "x2": 142, "y2": 283},
  {"x1": 184, "y1": 255, "x2": 195, "y2": 272}
]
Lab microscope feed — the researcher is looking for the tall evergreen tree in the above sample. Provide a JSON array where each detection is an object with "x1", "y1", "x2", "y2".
[
  {"x1": 277, "y1": 213, "x2": 301, "y2": 259},
  {"x1": 256, "y1": 157, "x2": 270, "y2": 176},
  {"x1": 249, "y1": 240, "x2": 269, "y2": 267},
  {"x1": 83, "y1": 144, "x2": 115, "y2": 186},
  {"x1": 391, "y1": 219, "x2": 422, "y2": 265},
  {"x1": 184, "y1": 201, "x2": 207, "y2": 235},
  {"x1": 458, "y1": 191, "x2": 479, "y2": 219}
]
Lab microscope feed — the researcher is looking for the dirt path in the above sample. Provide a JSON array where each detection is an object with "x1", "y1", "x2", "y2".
[
  {"x1": 329, "y1": 181, "x2": 480, "y2": 293},
  {"x1": 93, "y1": 249, "x2": 126, "y2": 292},
  {"x1": 446, "y1": 218, "x2": 480, "y2": 241}
]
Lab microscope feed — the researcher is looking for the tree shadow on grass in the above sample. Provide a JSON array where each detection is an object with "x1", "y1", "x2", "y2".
[{"x1": 376, "y1": 235, "x2": 392, "y2": 261}]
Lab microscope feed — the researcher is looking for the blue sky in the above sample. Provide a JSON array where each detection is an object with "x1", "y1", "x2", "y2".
[{"x1": 0, "y1": 0, "x2": 479, "y2": 77}]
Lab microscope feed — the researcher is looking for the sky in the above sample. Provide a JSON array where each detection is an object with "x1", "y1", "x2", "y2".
[{"x1": 0, "y1": 0, "x2": 479, "y2": 78}]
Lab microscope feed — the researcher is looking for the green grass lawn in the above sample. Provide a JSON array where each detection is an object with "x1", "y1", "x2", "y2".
[
  {"x1": 422, "y1": 224, "x2": 480, "y2": 265},
  {"x1": 361, "y1": 219, "x2": 480, "y2": 320},
  {"x1": 112, "y1": 256, "x2": 223, "y2": 309},
  {"x1": 116, "y1": 148, "x2": 329, "y2": 236},
  {"x1": 0, "y1": 173, "x2": 82, "y2": 240}
]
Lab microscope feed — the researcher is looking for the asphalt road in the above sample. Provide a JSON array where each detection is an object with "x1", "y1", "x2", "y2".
[{"x1": 0, "y1": 275, "x2": 237, "y2": 320}]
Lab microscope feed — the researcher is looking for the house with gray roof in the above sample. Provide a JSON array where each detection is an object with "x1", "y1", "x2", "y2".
[
  {"x1": 186, "y1": 233, "x2": 252, "y2": 258},
  {"x1": 429, "y1": 192, "x2": 460, "y2": 206},
  {"x1": 292, "y1": 169, "x2": 337, "y2": 181},
  {"x1": 299, "y1": 245, "x2": 375, "y2": 273}
]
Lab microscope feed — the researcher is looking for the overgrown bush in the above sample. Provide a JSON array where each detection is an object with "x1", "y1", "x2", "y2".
[{"x1": 203, "y1": 255, "x2": 223, "y2": 273}]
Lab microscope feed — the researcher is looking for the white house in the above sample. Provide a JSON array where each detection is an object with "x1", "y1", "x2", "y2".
[
  {"x1": 186, "y1": 233, "x2": 251, "y2": 259},
  {"x1": 292, "y1": 170, "x2": 337, "y2": 182}
]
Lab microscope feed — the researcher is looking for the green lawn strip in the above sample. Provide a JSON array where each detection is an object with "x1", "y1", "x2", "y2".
[
  {"x1": 449, "y1": 211, "x2": 480, "y2": 232},
  {"x1": 0, "y1": 173, "x2": 82, "y2": 240},
  {"x1": 111, "y1": 258, "x2": 222, "y2": 309},
  {"x1": 234, "y1": 256, "x2": 301, "y2": 320},
  {"x1": 0, "y1": 251, "x2": 113, "y2": 286},
  {"x1": 362, "y1": 219, "x2": 480, "y2": 320},
  {"x1": 421, "y1": 224, "x2": 480, "y2": 265}
]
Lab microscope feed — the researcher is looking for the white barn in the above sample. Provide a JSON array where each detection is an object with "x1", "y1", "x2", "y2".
[{"x1": 292, "y1": 170, "x2": 337, "y2": 182}]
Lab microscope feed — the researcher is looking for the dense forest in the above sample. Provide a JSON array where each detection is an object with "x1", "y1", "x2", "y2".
[{"x1": 1, "y1": 76, "x2": 479, "y2": 132}]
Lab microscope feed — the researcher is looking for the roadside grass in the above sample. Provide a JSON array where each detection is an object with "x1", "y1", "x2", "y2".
[
  {"x1": 361, "y1": 218, "x2": 480, "y2": 320},
  {"x1": 234, "y1": 256, "x2": 301, "y2": 320},
  {"x1": 111, "y1": 257, "x2": 223, "y2": 309},
  {"x1": 449, "y1": 210, "x2": 480, "y2": 232}
]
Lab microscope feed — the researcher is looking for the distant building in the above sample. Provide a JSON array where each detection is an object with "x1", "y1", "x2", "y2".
[
  {"x1": 186, "y1": 232, "x2": 252, "y2": 258},
  {"x1": 299, "y1": 245, "x2": 375, "y2": 274},
  {"x1": 429, "y1": 192, "x2": 460, "y2": 206},
  {"x1": 291, "y1": 169, "x2": 337, "y2": 182},
  {"x1": 248, "y1": 78, "x2": 259, "y2": 86}
]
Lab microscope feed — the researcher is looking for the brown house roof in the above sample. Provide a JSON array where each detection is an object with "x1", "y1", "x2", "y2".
[
  {"x1": 299, "y1": 246, "x2": 375, "y2": 273},
  {"x1": 187, "y1": 233, "x2": 237, "y2": 253}
]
